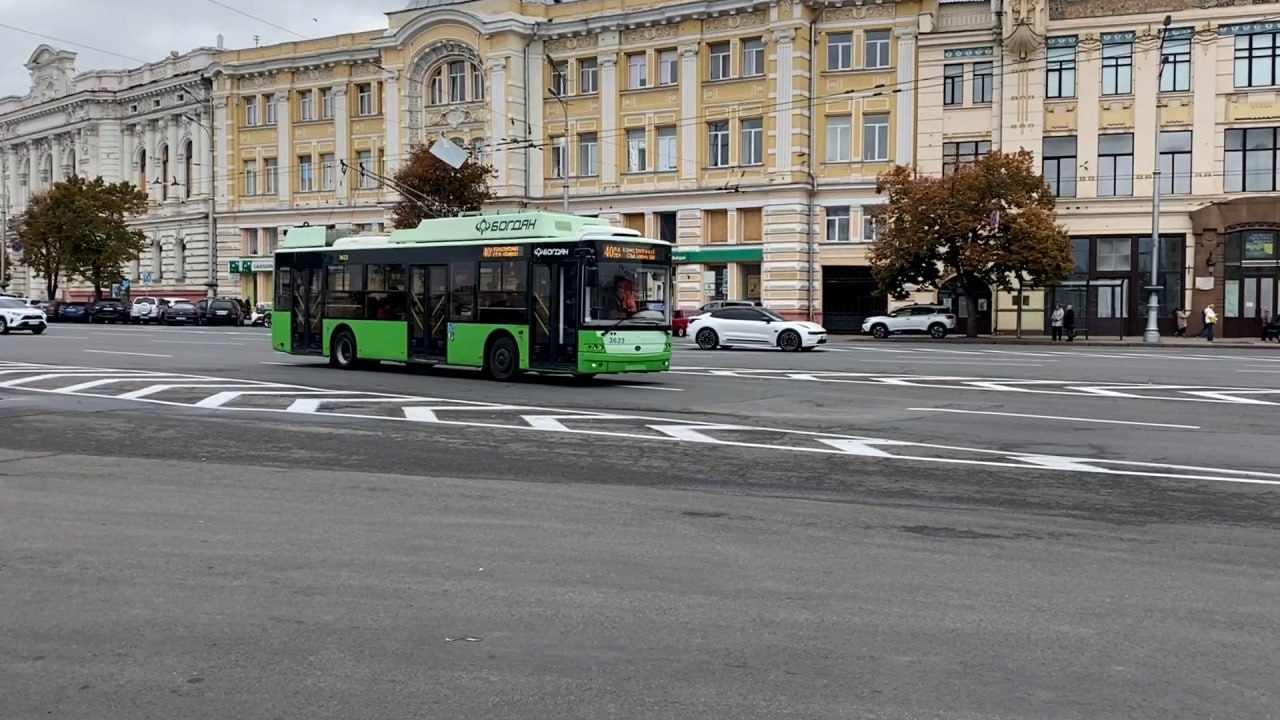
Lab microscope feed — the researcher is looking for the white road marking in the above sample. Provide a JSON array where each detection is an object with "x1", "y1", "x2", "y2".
[
  {"x1": 84, "y1": 349, "x2": 172, "y2": 358},
  {"x1": 616, "y1": 384, "x2": 686, "y2": 391},
  {"x1": 38, "y1": 335, "x2": 89, "y2": 340},
  {"x1": 855, "y1": 360, "x2": 1047, "y2": 366},
  {"x1": 1237, "y1": 369, "x2": 1280, "y2": 374},
  {"x1": 908, "y1": 407, "x2": 1200, "y2": 430},
  {"x1": 259, "y1": 361, "x2": 298, "y2": 366},
  {"x1": 1, "y1": 359, "x2": 1277, "y2": 487},
  {"x1": 151, "y1": 340, "x2": 247, "y2": 347}
]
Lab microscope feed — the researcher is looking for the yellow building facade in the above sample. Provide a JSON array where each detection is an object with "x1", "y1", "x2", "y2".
[
  {"x1": 208, "y1": 0, "x2": 924, "y2": 325},
  {"x1": 916, "y1": 0, "x2": 1280, "y2": 338}
]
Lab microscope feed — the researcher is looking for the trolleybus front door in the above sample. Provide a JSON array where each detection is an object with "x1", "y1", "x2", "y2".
[
  {"x1": 291, "y1": 267, "x2": 323, "y2": 354},
  {"x1": 409, "y1": 264, "x2": 449, "y2": 361},
  {"x1": 529, "y1": 261, "x2": 580, "y2": 368}
]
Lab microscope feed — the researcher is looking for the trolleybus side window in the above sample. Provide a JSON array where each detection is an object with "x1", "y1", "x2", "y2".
[
  {"x1": 326, "y1": 264, "x2": 362, "y2": 319},
  {"x1": 450, "y1": 263, "x2": 475, "y2": 321},
  {"x1": 275, "y1": 266, "x2": 293, "y2": 311},
  {"x1": 477, "y1": 260, "x2": 528, "y2": 325},
  {"x1": 366, "y1": 264, "x2": 407, "y2": 321}
]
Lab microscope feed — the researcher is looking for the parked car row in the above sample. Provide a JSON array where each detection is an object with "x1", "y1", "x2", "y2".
[{"x1": 41, "y1": 296, "x2": 272, "y2": 327}]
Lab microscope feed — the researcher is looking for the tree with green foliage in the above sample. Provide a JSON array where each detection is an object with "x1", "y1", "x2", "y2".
[
  {"x1": 12, "y1": 190, "x2": 76, "y2": 300},
  {"x1": 63, "y1": 177, "x2": 149, "y2": 299},
  {"x1": 868, "y1": 150, "x2": 1074, "y2": 337},
  {"x1": 390, "y1": 143, "x2": 496, "y2": 229}
]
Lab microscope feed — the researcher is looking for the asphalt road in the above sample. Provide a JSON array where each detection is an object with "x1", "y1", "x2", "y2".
[{"x1": 1, "y1": 323, "x2": 1278, "y2": 719}]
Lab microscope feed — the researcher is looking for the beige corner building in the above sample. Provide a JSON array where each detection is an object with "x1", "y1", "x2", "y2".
[
  {"x1": 209, "y1": 0, "x2": 923, "y2": 325},
  {"x1": 916, "y1": 0, "x2": 1280, "y2": 339}
]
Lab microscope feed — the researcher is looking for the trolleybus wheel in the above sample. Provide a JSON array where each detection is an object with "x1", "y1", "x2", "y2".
[
  {"x1": 486, "y1": 335, "x2": 520, "y2": 382},
  {"x1": 331, "y1": 329, "x2": 358, "y2": 370}
]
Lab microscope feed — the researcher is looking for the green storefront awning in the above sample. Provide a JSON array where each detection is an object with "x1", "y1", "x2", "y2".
[{"x1": 672, "y1": 246, "x2": 764, "y2": 264}]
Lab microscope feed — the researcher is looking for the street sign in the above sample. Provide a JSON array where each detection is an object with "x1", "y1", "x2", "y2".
[
  {"x1": 121, "y1": 278, "x2": 131, "y2": 291},
  {"x1": 228, "y1": 260, "x2": 241, "y2": 273},
  {"x1": 141, "y1": 271, "x2": 153, "y2": 286}
]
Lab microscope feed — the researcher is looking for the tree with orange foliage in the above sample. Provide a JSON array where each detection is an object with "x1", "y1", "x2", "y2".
[
  {"x1": 868, "y1": 150, "x2": 1073, "y2": 336},
  {"x1": 390, "y1": 143, "x2": 496, "y2": 229}
]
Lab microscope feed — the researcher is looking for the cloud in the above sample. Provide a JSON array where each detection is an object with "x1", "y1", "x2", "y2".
[{"x1": 0, "y1": 0, "x2": 389, "y2": 97}]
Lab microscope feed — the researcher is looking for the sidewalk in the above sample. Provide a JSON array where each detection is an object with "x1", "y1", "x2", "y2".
[{"x1": 832, "y1": 333, "x2": 1277, "y2": 350}]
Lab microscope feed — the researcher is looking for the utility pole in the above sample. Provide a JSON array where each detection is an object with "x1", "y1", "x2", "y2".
[
  {"x1": 1144, "y1": 15, "x2": 1172, "y2": 344},
  {"x1": 546, "y1": 54, "x2": 570, "y2": 212},
  {"x1": 0, "y1": 185, "x2": 8, "y2": 293}
]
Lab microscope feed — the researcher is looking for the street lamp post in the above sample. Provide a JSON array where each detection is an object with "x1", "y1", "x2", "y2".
[
  {"x1": 1144, "y1": 15, "x2": 1173, "y2": 344},
  {"x1": 546, "y1": 54, "x2": 570, "y2": 212}
]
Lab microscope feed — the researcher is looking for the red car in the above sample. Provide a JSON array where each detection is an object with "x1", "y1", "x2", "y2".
[{"x1": 672, "y1": 309, "x2": 692, "y2": 337}]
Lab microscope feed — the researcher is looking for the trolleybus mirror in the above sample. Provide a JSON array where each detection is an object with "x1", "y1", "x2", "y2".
[{"x1": 584, "y1": 265, "x2": 599, "y2": 287}]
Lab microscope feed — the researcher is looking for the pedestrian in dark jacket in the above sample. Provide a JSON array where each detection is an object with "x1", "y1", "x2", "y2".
[{"x1": 1063, "y1": 305, "x2": 1076, "y2": 341}]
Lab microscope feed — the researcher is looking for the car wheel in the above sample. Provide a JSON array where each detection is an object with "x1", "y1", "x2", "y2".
[
  {"x1": 777, "y1": 329, "x2": 802, "y2": 352},
  {"x1": 0, "y1": 318, "x2": 8, "y2": 334},
  {"x1": 486, "y1": 335, "x2": 520, "y2": 382},
  {"x1": 695, "y1": 327, "x2": 719, "y2": 350},
  {"x1": 330, "y1": 329, "x2": 358, "y2": 370},
  {"x1": 928, "y1": 323, "x2": 948, "y2": 339},
  {"x1": 871, "y1": 324, "x2": 889, "y2": 339},
  {"x1": 264, "y1": 317, "x2": 272, "y2": 328}
]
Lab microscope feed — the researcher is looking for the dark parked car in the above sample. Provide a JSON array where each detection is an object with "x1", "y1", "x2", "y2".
[
  {"x1": 89, "y1": 298, "x2": 129, "y2": 323},
  {"x1": 196, "y1": 297, "x2": 245, "y2": 326},
  {"x1": 161, "y1": 300, "x2": 198, "y2": 325},
  {"x1": 55, "y1": 301, "x2": 89, "y2": 322}
]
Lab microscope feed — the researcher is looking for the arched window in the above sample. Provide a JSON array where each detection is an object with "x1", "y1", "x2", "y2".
[
  {"x1": 427, "y1": 60, "x2": 485, "y2": 106},
  {"x1": 472, "y1": 139, "x2": 487, "y2": 164},
  {"x1": 183, "y1": 140, "x2": 194, "y2": 199},
  {"x1": 42, "y1": 154, "x2": 53, "y2": 188},
  {"x1": 137, "y1": 149, "x2": 147, "y2": 191},
  {"x1": 174, "y1": 237, "x2": 186, "y2": 280},
  {"x1": 65, "y1": 150, "x2": 76, "y2": 179},
  {"x1": 160, "y1": 145, "x2": 170, "y2": 201},
  {"x1": 152, "y1": 237, "x2": 163, "y2": 281}
]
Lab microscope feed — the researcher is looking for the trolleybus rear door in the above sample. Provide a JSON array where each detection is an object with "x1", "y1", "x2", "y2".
[{"x1": 408, "y1": 264, "x2": 449, "y2": 360}]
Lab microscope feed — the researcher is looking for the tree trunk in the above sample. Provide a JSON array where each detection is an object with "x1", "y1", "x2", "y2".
[
  {"x1": 964, "y1": 292, "x2": 981, "y2": 337},
  {"x1": 45, "y1": 275, "x2": 58, "y2": 302}
]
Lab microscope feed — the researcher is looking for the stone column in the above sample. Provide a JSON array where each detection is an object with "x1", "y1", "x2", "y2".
[
  {"x1": 598, "y1": 52, "x2": 619, "y2": 187},
  {"x1": 893, "y1": 28, "x2": 917, "y2": 166},
  {"x1": 4, "y1": 146, "x2": 19, "y2": 210},
  {"x1": 274, "y1": 92, "x2": 291, "y2": 203},
  {"x1": 121, "y1": 124, "x2": 135, "y2": 188},
  {"x1": 333, "y1": 85, "x2": 349, "y2": 201},
  {"x1": 166, "y1": 116, "x2": 180, "y2": 202},
  {"x1": 384, "y1": 75, "x2": 400, "y2": 179},
  {"x1": 678, "y1": 44, "x2": 699, "y2": 183},
  {"x1": 486, "y1": 58, "x2": 508, "y2": 192},
  {"x1": 17, "y1": 145, "x2": 30, "y2": 207},
  {"x1": 772, "y1": 29, "x2": 796, "y2": 173},
  {"x1": 185, "y1": 117, "x2": 200, "y2": 196},
  {"x1": 143, "y1": 121, "x2": 158, "y2": 203}
]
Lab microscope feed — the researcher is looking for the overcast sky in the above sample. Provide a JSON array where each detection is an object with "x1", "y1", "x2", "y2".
[{"x1": 0, "y1": 0, "x2": 392, "y2": 98}]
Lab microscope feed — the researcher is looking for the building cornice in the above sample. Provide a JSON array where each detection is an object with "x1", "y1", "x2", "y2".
[
  {"x1": 208, "y1": 48, "x2": 383, "y2": 79},
  {"x1": 535, "y1": 0, "x2": 776, "y2": 39}
]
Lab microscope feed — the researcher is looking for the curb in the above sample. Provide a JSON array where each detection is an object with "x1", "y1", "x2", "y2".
[{"x1": 830, "y1": 336, "x2": 1278, "y2": 351}]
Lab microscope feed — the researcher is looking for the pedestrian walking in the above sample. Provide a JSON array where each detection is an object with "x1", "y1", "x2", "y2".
[
  {"x1": 1050, "y1": 304, "x2": 1065, "y2": 341},
  {"x1": 1202, "y1": 303, "x2": 1217, "y2": 342},
  {"x1": 1063, "y1": 304, "x2": 1076, "y2": 341},
  {"x1": 1175, "y1": 307, "x2": 1190, "y2": 337}
]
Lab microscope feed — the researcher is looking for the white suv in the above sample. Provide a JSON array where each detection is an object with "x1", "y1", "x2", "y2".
[
  {"x1": 862, "y1": 305, "x2": 957, "y2": 339},
  {"x1": 0, "y1": 297, "x2": 48, "y2": 334},
  {"x1": 130, "y1": 296, "x2": 163, "y2": 324}
]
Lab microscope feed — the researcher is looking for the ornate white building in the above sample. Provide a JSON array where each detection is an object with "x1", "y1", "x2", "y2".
[{"x1": 0, "y1": 44, "x2": 219, "y2": 300}]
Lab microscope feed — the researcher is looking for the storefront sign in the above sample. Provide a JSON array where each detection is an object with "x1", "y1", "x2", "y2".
[
  {"x1": 228, "y1": 258, "x2": 275, "y2": 273},
  {"x1": 672, "y1": 246, "x2": 764, "y2": 264}
]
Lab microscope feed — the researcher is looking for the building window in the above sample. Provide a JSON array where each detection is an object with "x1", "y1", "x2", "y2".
[
  {"x1": 707, "y1": 121, "x2": 730, "y2": 167},
  {"x1": 321, "y1": 88, "x2": 333, "y2": 118},
  {"x1": 264, "y1": 158, "x2": 278, "y2": 194},
  {"x1": 429, "y1": 72, "x2": 445, "y2": 105},
  {"x1": 1161, "y1": 34, "x2": 1191, "y2": 92},
  {"x1": 300, "y1": 90, "x2": 315, "y2": 121},
  {"x1": 321, "y1": 153, "x2": 335, "y2": 190},
  {"x1": 658, "y1": 49, "x2": 678, "y2": 86},
  {"x1": 549, "y1": 61, "x2": 568, "y2": 97},
  {"x1": 709, "y1": 42, "x2": 731, "y2": 80},
  {"x1": 579, "y1": 58, "x2": 598, "y2": 94},
  {"x1": 740, "y1": 118, "x2": 763, "y2": 166},
  {"x1": 863, "y1": 207, "x2": 885, "y2": 242},
  {"x1": 742, "y1": 38, "x2": 765, "y2": 77},
  {"x1": 298, "y1": 155, "x2": 313, "y2": 192},
  {"x1": 1101, "y1": 38, "x2": 1133, "y2": 96},
  {"x1": 627, "y1": 52, "x2": 647, "y2": 89},
  {"x1": 550, "y1": 136, "x2": 567, "y2": 179},
  {"x1": 942, "y1": 140, "x2": 991, "y2": 176},
  {"x1": 244, "y1": 160, "x2": 258, "y2": 196},
  {"x1": 626, "y1": 128, "x2": 647, "y2": 173},
  {"x1": 864, "y1": 30, "x2": 891, "y2": 69},
  {"x1": 266, "y1": 95, "x2": 278, "y2": 124},
  {"x1": 828, "y1": 33, "x2": 853, "y2": 71},
  {"x1": 825, "y1": 207, "x2": 851, "y2": 243},
  {"x1": 862, "y1": 113, "x2": 889, "y2": 162},
  {"x1": 356, "y1": 150, "x2": 374, "y2": 189},
  {"x1": 472, "y1": 65, "x2": 485, "y2": 101},
  {"x1": 825, "y1": 115, "x2": 851, "y2": 162},
  {"x1": 1097, "y1": 237, "x2": 1131, "y2": 272},
  {"x1": 943, "y1": 64, "x2": 964, "y2": 106},
  {"x1": 973, "y1": 62, "x2": 993, "y2": 103},
  {"x1": 1042, "y1": 136, "x2": 1077, "y2": 197},
  {"x1": 578, "y1": 132, "x2": 599, "y2": 177},
  {"x1": 244, "y1": 97, "x2": 258, "y2": 126},
  {"x1": 1158, "y1": 130, "x2": 1192, "y2": 195},
  {"x1": 656, "y1": 126, "x2": 677, "y2": 171},
  {"x1": 1235, "y1": 32, "x2": 1280, "y2": 88},
  {"x1": 356, "y1": 83, "x2": 375, "y2": 115},
  {"x1": 1097, "y1": 133, "x2": 1134, "y2": 197},
  {"x1": 1225, "y1": 126, "x2": 1280, "y2": 192},
  {"x1": 1046, "y1": 44, "x2": 1076, "y2": 99}
]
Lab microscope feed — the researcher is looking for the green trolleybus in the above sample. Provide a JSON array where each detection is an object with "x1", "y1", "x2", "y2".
[{"x1": 270, "y1": 211, "x2": 673, "y2": 381}]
